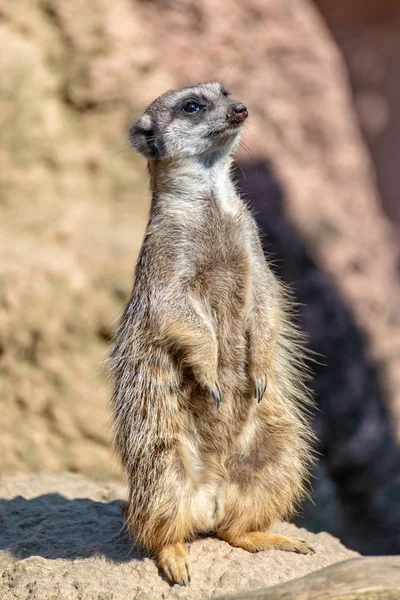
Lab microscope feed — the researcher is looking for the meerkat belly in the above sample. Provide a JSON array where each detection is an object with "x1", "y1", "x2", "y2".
[
  {"x1": 178, "y1": 412, "x2": 264, "y2": 531},
  {"x1": 188, "y1": 223, "x2": 255, "y2": 442},
  {"x1": 181, "y1": 218, "x2": 257, "y2": 529},
  {"x1": 178, "y1": 435, "x2": 227, "y2": 531}
]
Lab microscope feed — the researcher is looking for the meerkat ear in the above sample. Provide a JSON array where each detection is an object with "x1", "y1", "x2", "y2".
[{"x1": 129, "y1": 114, "x2": 165, "y2": 159}]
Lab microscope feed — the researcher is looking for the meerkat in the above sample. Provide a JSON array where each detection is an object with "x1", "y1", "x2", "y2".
[{"x1": 109, "y1": 82, "x2": 315, "y2": 586}]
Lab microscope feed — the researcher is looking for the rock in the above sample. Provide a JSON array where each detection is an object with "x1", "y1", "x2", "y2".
[
  {"x1": 0, "y1": 474, "x2": 359, "y2": 600},
  {"x1": 314, "y1": 0, "x2": 400, "y2": 232},
  {"x1": 215, "y1": 557, "x2": 400, "y2": 600}
]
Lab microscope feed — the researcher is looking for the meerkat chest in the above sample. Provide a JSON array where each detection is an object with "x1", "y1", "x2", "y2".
[{"x1": 190, "y1": 209, "x2": 253, "y2": 317}]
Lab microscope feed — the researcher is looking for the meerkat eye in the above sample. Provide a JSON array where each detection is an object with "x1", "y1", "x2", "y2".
[
  {"x1": 221, "y1": 87, "x2": 231, "y2": 97},
  {"x1": 183, "y1": 100, "x2": 201, "y2": 114}
]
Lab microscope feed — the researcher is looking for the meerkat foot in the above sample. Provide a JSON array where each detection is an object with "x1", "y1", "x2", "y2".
[
  {"x1": 157, "y1": 543, "x2": 191, "y2": 586},
  {"x1": 253, "y1": 372, "x2": 268, "y2": 402},
  {"x1": 219, "y1": 531, "x2": 315, "y2": 555}
]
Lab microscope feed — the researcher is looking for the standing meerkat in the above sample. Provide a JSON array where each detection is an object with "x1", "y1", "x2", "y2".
[{"x1": 109, "y1": 82, "x2": 315, "y2": 586}]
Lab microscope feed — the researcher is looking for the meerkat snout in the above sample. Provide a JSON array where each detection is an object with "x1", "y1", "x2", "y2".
[{"x1": 227, "y1": 102, "x2": 248, "y2": 123}]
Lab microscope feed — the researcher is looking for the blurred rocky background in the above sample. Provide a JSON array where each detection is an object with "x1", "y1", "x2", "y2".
[
  {"x1": 314, "y1": 0, "x2": 400, "y2": 233},
  {"x1": 1, "y1": 0, "x2": 400, "y2": 555}
]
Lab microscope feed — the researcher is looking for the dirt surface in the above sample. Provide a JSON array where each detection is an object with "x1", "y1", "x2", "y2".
[{"x1": 0, "y1": 473, "x2": 359, "y2": 600}]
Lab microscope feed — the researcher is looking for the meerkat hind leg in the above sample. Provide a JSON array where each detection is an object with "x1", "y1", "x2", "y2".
[
  {"x1": 157, "y1": 543, "x2": 191, "y2": 586},
  {"x1": 219, "y1": 531, "x2": 315, "y2": 555}
]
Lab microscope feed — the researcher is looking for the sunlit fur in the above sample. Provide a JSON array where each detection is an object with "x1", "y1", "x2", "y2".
[{"x1": 108, "y1": 82, "x2": 315, "y2": 586}]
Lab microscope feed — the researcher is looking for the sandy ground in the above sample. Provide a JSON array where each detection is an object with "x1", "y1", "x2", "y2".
[{"x1": 0, "y1": 473, "x2": 359, "y2": 600}]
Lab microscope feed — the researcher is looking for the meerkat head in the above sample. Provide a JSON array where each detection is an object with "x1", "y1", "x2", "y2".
[{"x1": 129, "y1": 82, "x2": 248, "y2": 161}]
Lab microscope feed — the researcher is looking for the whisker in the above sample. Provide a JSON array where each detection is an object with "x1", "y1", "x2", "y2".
[
  {"x1": 238, "y1": 141, "x2": 253, "y2": 160},
  {"x1": 235, "y1": 160, "x2": 246, "y2": 181},
  {"x1": 111, "y1": 145, "x2": 133, "y2": 158},
  {"x1": 220, "y1": 67, "x2": 233, "y2": 86}
]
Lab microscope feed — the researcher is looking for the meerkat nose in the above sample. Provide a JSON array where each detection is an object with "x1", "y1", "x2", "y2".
[{"x1": 227, "y1": 102, "x2": 248, "y2": 123}]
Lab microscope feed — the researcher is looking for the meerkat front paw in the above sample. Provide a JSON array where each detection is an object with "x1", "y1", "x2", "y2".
[
  {"x1": 193, "y1": 369, "x2": 222, "y2": 407},
  {"x1": 204, "y1": 381, "x2": 222, "y2": 408},
  {"x1": 253, "y1": 371, "x2": 268, "y2": 403}
]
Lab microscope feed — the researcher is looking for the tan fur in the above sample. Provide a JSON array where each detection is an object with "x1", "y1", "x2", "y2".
[
  {"x1": 108, "y1": 82, "x2": 315, "y2": 585},
  {"x1": 219, "y1": 531, "x2": 314, "y2": 554}
]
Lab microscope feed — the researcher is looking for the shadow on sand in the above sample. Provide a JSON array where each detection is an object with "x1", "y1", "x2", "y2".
[{"x1": 0, "y1": 493, "x2": 137, "y2": 563}]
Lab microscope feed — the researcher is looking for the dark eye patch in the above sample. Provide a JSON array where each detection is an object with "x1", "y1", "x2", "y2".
[
  {"x1": 221, "y1": 86, "x2": 231, "y2": 97},
  {"x1": 183, "y1": 99, "x2": 201, "y2": 114},
  {"x1": 174, "y1": 96, "x2": 207, "y2": 117}
]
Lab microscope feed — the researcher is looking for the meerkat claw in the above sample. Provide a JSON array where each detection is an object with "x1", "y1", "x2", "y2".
[
  {"x1": 205, "y1": 382, "x2": 222, "y2": 407},
  {"x1": 254, "y1": 373, "x2": 268, "y2": 403}
]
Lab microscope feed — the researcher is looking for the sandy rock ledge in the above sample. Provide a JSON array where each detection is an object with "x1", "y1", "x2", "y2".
[{"x1": 0, "y1": 473, "x2": 359, "y2": 600}]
